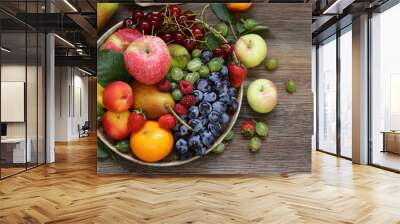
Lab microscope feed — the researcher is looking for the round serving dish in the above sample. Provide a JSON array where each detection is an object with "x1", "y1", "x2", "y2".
[{"x1": 97, "y1": 21, "x2": 243, "y2": 167}]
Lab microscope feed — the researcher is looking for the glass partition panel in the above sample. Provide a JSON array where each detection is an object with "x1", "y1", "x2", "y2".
[
  {"x1": 27, "y1": 30, "x2": 38, "y2": 169},
  {"x1": 339, "y1": 27, "x2": 352, "y2": 158},
  {"x1": 317, "y1": 35, "x2": 337, "y2": 154},
  {"x1": 0, "y1": 5, "x2": 28, "y2": 177},
  {"x1": 371, "y1": 3, "x2": 400, "y2": 171}
]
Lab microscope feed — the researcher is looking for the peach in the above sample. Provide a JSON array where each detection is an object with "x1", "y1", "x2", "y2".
[
  {"x1": 103, "y1": 81, "x2": 133, "y2": 113},
  {"x1": 102, "y1": 111, "x2": 131, "y2": 141}
]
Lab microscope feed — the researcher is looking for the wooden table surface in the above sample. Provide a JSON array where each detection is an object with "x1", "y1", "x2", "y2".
[{"x1": 98, "y1": 3, "x2": 313, "y2": 175}]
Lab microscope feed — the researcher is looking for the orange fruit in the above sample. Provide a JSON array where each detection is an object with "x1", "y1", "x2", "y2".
[
  {"x1": 130, "y1": 121, "x2": 173, "y2": 162},
  {"x1": 226, "y1": 3, "x2": 253, "y2": 12}
]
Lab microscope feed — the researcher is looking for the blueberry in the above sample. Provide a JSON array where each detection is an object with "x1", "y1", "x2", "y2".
[
  {"x1": 208, "y1": 111, "x2": 221, "y2": 123},
  {"x1": 213, "y1": 81, "x2": 225, "y2": 90},
  {"x1": 179, "y1": 152, "x2": 192, "y2": 160},
  {"x1": 196, "y1": 79, "x2": 209, "y2": 92},
  {"x1": 188, "y1": 106, "x2": 200, "y2": 119},
  {"x1": 212, "y1": 101, "x2": 227, "y2": 113},
  {"x1": 203, "y1": 92, "x2": 217, "y2": 103},
  {"x1": 209, "y1": 72, "x2": 220, "y2": 84},
  {"x1": 173, "y1": 131, "x2": 181, "y2": 140},
  {"x1": 200, "y1": 116, "x2": 208, "y2": 126},
  {"x1": 228, "y1": 99, "x2": 238, "y2": 113},
  {"x1": 219, "y1": 92, "x2": 231, "y2": 103},
  {"x1": 201, "y1": 50, "x2": 212, "y2": 63},
  {"x1": 221, "y1": 113, "x2": 230, "y2": 124},
  {"x1": 179, "y1": 125, "x2": 190, "y2": 137},
  {"x1": 220, "y1": 65, "x2": 228, "y2": 77},
  {"x1": 221, "y1": 80, "x2": 230, "y2": 87},
  {"x1": 199, "y1": 102, "x2": 212, "y2": 115},
  {"x1": 192, "y1": 90, "x2": 203, "y2": 102},
  {"x1": 188, "y1": 135, "x2": 203, "y2": 149},
  {"x1": 175, "y1": 138, "x2": 189, "y2": 155},
  {"x1": 195, "y1": 145, "x2": 207, "y2": 156},
  {"x1": 181, "y1": 115, "x2": 188, "y2": 122},
  {"x1": 200, "y1": 131, "x2": 215, "y2": 147},
  {"x1": 188, "y1": 119, "x2": 204, "y2": 132},
  {"x1": 208, "y1": 122, "x2": 222, "y2": 137},
  {"x1": 218, "y1": 85, "x2": 229, "y2": 95},
  {"x1": 228, "y1": 87, "x2": 237, "y2": 97}
]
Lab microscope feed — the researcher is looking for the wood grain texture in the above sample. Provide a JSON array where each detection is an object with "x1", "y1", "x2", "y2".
[
  {"x1": 98, "y1": 3, "x2": 313, "y2": 175},
  {"x1": 2, "y1": 136, "x2": 400, "y2": 223}
]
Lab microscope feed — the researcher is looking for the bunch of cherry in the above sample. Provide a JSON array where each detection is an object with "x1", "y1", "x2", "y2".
[{"x1": 124, "y1": 5, "x2": 207, "y2": 52}]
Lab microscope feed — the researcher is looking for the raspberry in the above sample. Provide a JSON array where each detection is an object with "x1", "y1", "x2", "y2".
[
  {"x1": 157, "y1": 80, "x2": 172, "y2": 92},
  {"x1": 180, "y1": 95, "x2": 196, "y2": 108},
  {"x1": 179, "y1": 80, "x2": 193, "y2": 95},
  {"x1": 158, "y1": 114, "x2": 176, "y2": 130},
  {"x1": 173, "y1": 103, "x2": 188, "y2": 116},
  {"x1": 128, "y1": 112, "x2": 146, "y2": 132}
]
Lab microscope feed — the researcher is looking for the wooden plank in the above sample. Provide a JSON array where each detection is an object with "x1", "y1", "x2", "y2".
[{"x1": 98, "y1": 3, "x2": 313, "y2": 175}]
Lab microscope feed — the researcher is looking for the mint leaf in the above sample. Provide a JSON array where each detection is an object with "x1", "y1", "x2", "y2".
[
  {"x1": 203, "y1": 33, "x2": 222, "y2": 51},
  {"x1": 97, "y1": 49, "x2": 131, "y2": 87},
  {"x1": 236, "y1": 22, "x2": 245, "y2": 34},
  {"x1": 97, "y1": 140, "x2": 109, "y2": 159},
  {"x1": 210, "y1": 3, "x2": 232, "y2": 23}
]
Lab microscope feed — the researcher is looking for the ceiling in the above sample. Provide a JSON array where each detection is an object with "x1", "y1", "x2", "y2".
[
  {"x1": 0, "y1": 0, "x2": 96, "y2": 73},
  {"x1": 311, "y1": 0, "x2": 390, "y2": 42}
]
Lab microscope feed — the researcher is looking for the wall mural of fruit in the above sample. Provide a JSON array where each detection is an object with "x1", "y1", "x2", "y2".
[{"x1": 97, "y1": 3, "x2": 312, "y2": 173}]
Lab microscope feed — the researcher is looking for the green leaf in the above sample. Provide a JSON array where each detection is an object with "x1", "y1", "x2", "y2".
[
  {"x1": 226, "y1": 35, "x2": 236, "y2": 43},
  {"x1": 203, "y1": 33, "x2": 222, "y2": 51},
  {"x1": 97, "y1": 49, "x2": 130, "y2": 87},
  {"x1": 210, "y1": 3, "x2": 232, "y2": 23},
  {"x1": 97, "y1": 140, "x2": 109, "y2": 159},
  {"x1": 236, "y1": 22, "x2": 245, "y2": 34}
]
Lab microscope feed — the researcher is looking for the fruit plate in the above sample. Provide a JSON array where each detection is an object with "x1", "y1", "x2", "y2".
[{"x1": 97, "y1": 21, "x2": 243, "y2": 167}]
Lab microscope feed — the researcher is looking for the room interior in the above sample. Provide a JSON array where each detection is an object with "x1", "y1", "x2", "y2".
[{"x1": 0, "y1": 0, "x2": 400, "y2": 223}]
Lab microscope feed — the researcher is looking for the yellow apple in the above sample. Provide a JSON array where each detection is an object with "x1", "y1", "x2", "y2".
[{"x1": 235, "y1": 34, "x2": 267, "y2": 68}]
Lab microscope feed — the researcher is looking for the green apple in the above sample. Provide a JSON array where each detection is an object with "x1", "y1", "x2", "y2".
[
  {"x1": 234, "y1": 34, "x2": 267, "y2": 68},
  {"x1": 247, "y1": 79, "x2": 278, "y2": 113},
  {"x1": 168, "y1": 44, "x2": 190, "y2": 69}
]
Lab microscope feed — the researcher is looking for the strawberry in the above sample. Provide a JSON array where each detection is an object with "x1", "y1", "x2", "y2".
[
  {"x1": 180, "y1": 95, "x2": 196, "y2": 108},
  {"x1": 128, "y1": 111, "x2": 146, "y2": 132},
  {"x1": 157, "y1": 80, "x2": 172, "y2": 92},
  {"x1": 158, "y1": 114, "x2": 176, "y2": 130},
  {"x1": 173, "y1": 103, "x2": 188, "y2": 116},
  {"x1": 228, "y1": 63, "x2": 248, "y2": 88},
  {"x1": 240, "y1": 120, "x2": 255, "y2": 138},
  {"x1": 179, "y1": 80, "x2": 193, "y2": 95}
]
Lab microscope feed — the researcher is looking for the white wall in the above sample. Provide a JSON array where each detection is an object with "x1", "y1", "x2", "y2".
[{"x1": 54, "y1": 66, "x2": 89, "y2": 141}]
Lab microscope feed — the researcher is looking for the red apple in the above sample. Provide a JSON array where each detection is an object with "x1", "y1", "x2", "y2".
[
  {"x1": 102, "y1": 111, "x2": 131, "y2": 141},
  {"x1": 101, "y1": 28, "x2": 142, "y2": 53},
  {"x1": 103, "y1": 81, "x2": 134, "y2": 112},
  {"x1": 124, "y1": 35, "x2": 171, "y2": 85}
]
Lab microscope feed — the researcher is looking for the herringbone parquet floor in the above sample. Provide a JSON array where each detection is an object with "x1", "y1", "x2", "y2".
[{"x1": 1, "y1": 136, "x2": 400, "y2": 224}]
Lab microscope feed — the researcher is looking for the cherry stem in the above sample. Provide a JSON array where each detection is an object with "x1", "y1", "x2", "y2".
[
  {"x1": 229, "y1": 22, "x2": 238, "y2": 40},
  {"x1": 165, "y1": 104, "x2": 192, "y2": 130}
]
